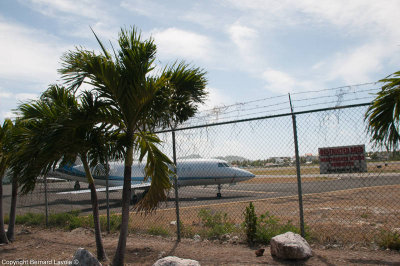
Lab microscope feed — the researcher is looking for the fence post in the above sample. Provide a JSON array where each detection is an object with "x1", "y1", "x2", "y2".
[
  {"x1": 44, "y1": 174, "x2": 48, "y2": 227},
  {"x1": 105, "y1": 159, "x2": 110, "y2": 234},
  {"x1": 172, "y1": 129, "x2": 181, "y2": 241},
  {"x1": 289, "y1": 94, "x2": 305, "y2": 237}
]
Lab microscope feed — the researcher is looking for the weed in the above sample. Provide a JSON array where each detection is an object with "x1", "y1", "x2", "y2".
[
  {"x1": 180, "y1": 221, "x2": 195, "y2": 238},
  {"x1": 242, "y1": 203, "x2": 306, "y2": 245},
  {"x1": 377, "y1": 229, "x2": 400, "y2": 250},
  {"x1": 243, "y1": 202, "x2": 257, "y2": 244},
  {"x1": 360, "y1": 212, "x2": 370, "y2": 219},
  {"x1": 198, "y1": 209, "x2": 234, "y2": 239},
  {"x1": 15, "y1": 213, "x2": 45, "y2": 226},
  {"x1": 147, "y1": 226, "x2": 170, "y2": 237}
]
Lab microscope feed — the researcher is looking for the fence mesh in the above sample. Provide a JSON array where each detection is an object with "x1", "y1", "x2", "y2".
[{"x1": 5, "y1": 102, "x2": 400, "y2": 247}]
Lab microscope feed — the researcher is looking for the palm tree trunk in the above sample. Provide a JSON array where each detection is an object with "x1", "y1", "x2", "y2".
[
  {"x1": 81, "y1": 154, "x2": 107, "y2": 261},
  {"x1": 113, "y1": 143, "x2": 133, "y2": 266},
  {"x1": 6, "y1": 172, "x2": 17, "y2": 241},
  {"x1": 0, "y1": 173, "x2": 9, "y2": 244}
]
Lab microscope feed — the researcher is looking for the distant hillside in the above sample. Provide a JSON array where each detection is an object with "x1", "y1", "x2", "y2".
[{"x1": 213, "y1": 155, "x2": 248, "y2": 162}]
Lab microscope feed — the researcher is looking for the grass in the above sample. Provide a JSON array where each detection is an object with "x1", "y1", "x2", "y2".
[
  {"x1": 377, "y1": 229, "x2": 400, "y2": 250},
  {"x1": 197, "y1": 208, "x2": 236, "y2": 239},
  {"x1": 147, "y1": 226, "x2": 170, "y2": 237},
  {"x1": 5, "y1": 210, "x2": 121, "y2": 232},
  {"x1": 247, "y1": 161, "x2": 400, "y2": 177}
]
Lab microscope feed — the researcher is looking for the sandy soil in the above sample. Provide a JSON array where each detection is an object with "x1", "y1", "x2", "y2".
[{"x1": 1, "y1": 225, "x2": 400, "y2": 265}]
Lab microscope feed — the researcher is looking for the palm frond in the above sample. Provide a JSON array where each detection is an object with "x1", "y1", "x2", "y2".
[
  {"x1": 134, "y1": 132, "x2": 172, "y2": 212},
  {"x1": 366, "y1": 71, "x2": 400, "y2": 150}
]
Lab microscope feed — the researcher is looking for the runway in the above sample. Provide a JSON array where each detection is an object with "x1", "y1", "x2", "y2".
[{"x1": 3, "y1": 172, "x2": 400, "y2": 215}]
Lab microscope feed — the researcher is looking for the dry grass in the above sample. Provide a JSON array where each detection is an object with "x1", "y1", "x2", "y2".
[
  {"x1": 128, "y1": 184, "x2": 400, "y2": 246},
  {"x1": 247, "y1": 161, "x2": 400, "y2": 176}
]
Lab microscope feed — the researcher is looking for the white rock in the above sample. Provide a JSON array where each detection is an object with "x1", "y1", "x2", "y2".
[
  {"x1": 170, "y1": 221, "x2": 177, "y2": 226},
  {"x1": 221, "y1": 234, "x2": 230, "y2": 241},
  {"x1": 229, "y1": 236, "x2": 239, "y2": 244},
  {"x1": 153, "y1": 256, "x2": 200, "y2": 266},
  {"x1": 270, "y1": 232, "x2": 312, "y2": 260},
  {"x1": 193, "y1": 234, "x2": 201, "y2": 242},
  {"x1": 158, "y1": 251, "x2": 167, "y2": 259},
  {"x1": 72, "y1": 248, "x2": 101, "y2": 266}
]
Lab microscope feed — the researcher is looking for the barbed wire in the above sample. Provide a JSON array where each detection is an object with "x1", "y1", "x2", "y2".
[{"x1": 182, "y1": 82, "x2": 380, "y2": 127}]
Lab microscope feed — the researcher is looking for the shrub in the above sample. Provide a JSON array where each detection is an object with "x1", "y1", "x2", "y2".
[
  {"x1": 15, "y1": 213, "x2": 45, "y2": 226},
  {"x1": 377, "y1": 230, "x2": 400, "y2": 250},
  {"x1": 256, "y1": 212, "x2": 300, "y2": 244},
  {"x1": 243, "y1": 202, "x2": 257, "y2": 244},
  {"x1": 147, "y1": 226, "x2": 170, "y2": 237},
  {"x1": 242, "y1": 203, "x2": 305, "y2": 245},
  {"x1": 198, "y1": 208, "x2": 234, "y2": 239},
  {"x1": 179, "y1": 221, "x2": 195, "y2": 238},
  {"x1": 48, "y1": 210, "x2": 81, "y2": 229}
]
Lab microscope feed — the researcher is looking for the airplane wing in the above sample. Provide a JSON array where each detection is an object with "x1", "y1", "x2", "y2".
[{"x1": 56, "y1": 182, "x2": 151, "y2": 195}]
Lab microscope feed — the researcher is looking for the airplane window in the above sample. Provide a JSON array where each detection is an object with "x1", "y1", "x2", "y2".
[{"x1": 218, "y1": 163, "x2": 230, "y2": 167}]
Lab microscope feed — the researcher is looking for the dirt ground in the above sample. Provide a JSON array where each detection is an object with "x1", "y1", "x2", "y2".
[{"x1": 1, "y1": 226, "x2": 400, "y2": 265}]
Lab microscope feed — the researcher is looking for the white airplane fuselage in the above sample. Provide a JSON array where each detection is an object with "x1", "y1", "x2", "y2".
[{"x1": 55, "y1": 158, "x2": 255, "y2": 188}]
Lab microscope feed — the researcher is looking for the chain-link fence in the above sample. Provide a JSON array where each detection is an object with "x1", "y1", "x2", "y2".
[{"x1": 4, "y1": 101, "x2": 400, "y2": 247}]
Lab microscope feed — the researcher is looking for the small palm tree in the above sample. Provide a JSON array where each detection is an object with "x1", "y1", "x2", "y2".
[
  {"x1": 365, "y1": 71, "x2": 400, "y2": 150},
  {"x1": 14, "y1": 85, "x2": 111, "y2": 260},
  {"x1": 59, "y1": 26, "x2": 207, "y2": 265},
  {"x1": 0, "y1": 119, "x2": 13, "y2": 244}
]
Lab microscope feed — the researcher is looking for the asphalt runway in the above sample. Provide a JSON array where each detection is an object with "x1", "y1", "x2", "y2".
[{"x1": 3, "y1": 172, "x2": 400, "y2": 216}]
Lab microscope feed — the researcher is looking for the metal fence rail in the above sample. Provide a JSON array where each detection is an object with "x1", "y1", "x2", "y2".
[{"x1": 6, "y1": 102, "x2": 400, "y2": 247}]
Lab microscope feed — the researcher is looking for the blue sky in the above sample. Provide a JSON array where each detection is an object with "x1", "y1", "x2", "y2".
[{"x1": 1, "y1": 0, "x2": 400, "y2": 123}]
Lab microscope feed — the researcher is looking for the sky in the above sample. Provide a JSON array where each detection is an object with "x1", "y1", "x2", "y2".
[{"x1": 1, "y1": 0, "x2": 400, "y2": 123}]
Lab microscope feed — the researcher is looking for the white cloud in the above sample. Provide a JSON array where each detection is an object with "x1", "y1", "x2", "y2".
[
  {"x1": 120, "y1": 0, "x2": 164, "y2": 17},
  {"x1": 262, "y1": 68, "x2": 317, "y2": 94},
  {"x1": 225, "y1": 0, "x2": 400, "y2": 38},
  {"x1": 0, "y1": 91, "x2": 12, "y2": 99},
  {"x1": 199, "y1": 87, "x2": 231, "y2": 111},
  {"x1": 22, "y1": 0, "x2": 109, "y2": 21},
  {"x1": 262, "y1": 69, "x2": 296, "y2": 94},
  {"x1": 15, "y1": 93, "x2": 39, "y2": 102},
  {"x1": 327, "y1": 42, "x2": 398, "y2": 84},
  {"x1": 0, "y1": 19, "x2": 66, "y2": 84},
  {"x1": 151, "y1": 28, "x2": 213, "y2": 62},
  {"x1": 228, "y1": 23, "x2": 258, "y2": 52},
  {"x1": 1, "y1": 111, "x2": 16, "y2": 120}
]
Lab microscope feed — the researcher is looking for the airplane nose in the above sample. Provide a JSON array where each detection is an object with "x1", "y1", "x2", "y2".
[{"x1": 235, "y1": 168, "x2": 255, "y2": 179}]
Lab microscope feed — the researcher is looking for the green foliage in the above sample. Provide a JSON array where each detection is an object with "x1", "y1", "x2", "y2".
[
  {"x1": 365, "y1": 70, "x2": 400, "y2": 150},
  {"x1": 179, "y1": 221, "x2": 195, "y2": 238},
  {"x1": 147, "y1": 226, "x2": 170, "y2": 237},
  {"x1": 7, "y1": 211, "x2": 122, "y2": 232},
  {"x1": 48, "y1": 210, "x2": 81, "y2": 229},
  {"x1": 15, "y1": 213, "x2": 45, "y2": 226},
  {"x1": 255, "y1": 212, "x2": 301, "y2": 244},
  {"x1": 198, "y1": 209, "x2": 235, "y2": 239},
  {"x1": 243, "y1": 202, "x2": 257, "y2": 244},
  {"x1": 242, "y1": 203, "x2": 305, "y2": 245},
  {"x1": 377, "y1": 229, "x2": 400, "y2": 250}
]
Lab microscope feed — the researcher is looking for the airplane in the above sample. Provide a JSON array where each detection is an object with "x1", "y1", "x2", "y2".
[{"x1": 51, "y1": 158, "x2": 255, "y2": 203}]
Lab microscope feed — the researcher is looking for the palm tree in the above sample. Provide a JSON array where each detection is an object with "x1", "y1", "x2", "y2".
[
  {"x1": 365, "y1": 71, "x2": 400, "y2": 150},
  {"x1": 0, "y1": 119, "x2": 13, "y2": 244},
  {"x1": 59, "y1": 26, "x2": 207, "y2": 265},
  {"x1": 14, "y1": 85, "x2": 111, "y2": 261}
]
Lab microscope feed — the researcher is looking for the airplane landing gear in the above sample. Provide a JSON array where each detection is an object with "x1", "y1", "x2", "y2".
[
  {"x1": 74, "y1": 181, "x2": 80, "y2": 190},
  {"x1": 217, "y1": 184, "x2": 222, "y2": 199},
  {"x1": 131, "y1": 193, "x2": 138, "y2": 205},
  {"x1": 130, "y1": 189, "x2": 149, "y2": 205}
]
